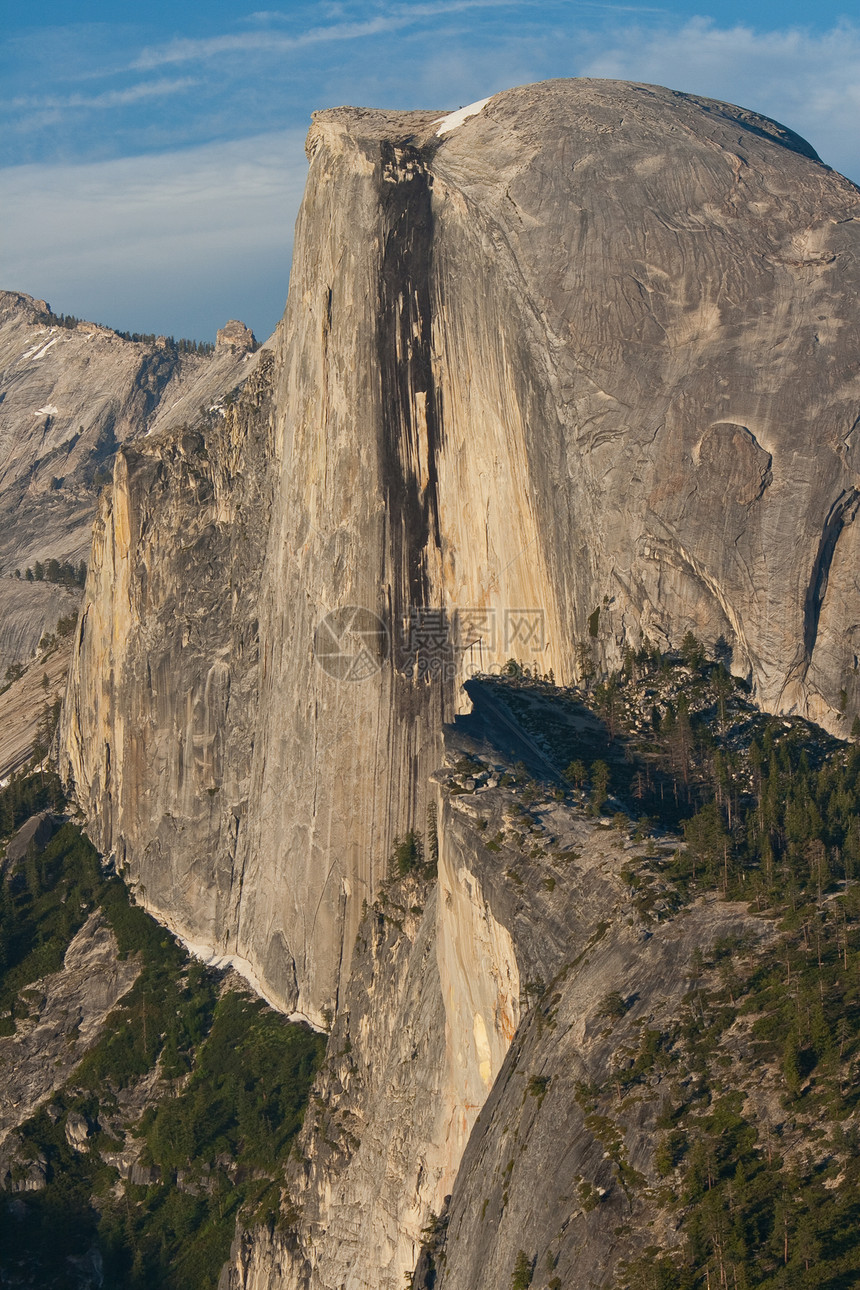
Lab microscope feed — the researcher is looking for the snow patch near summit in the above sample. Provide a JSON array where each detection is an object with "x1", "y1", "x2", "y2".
[{"x1": 435, "y1": 97, "x2": 492, "y2": 136}]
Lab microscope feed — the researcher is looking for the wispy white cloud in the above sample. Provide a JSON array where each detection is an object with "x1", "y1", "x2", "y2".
[
  {"x1": 131, "y1": 0, "x2": 552, "y2": 70},
  {"x1": 0, "y1": 131, "x2": 309, "y2": 341},
  {"x1": 578, "y1": 16, "x2": 860, "y2": 179},
  {"x1": 133, "y1": 11, "x2": 436, "y2": 69},
  {"x1": 10, "y1": 78, "x2": 197, "y2": 113},
  {"x1": 2, "y1": 10, "x2": 858, "y2": 348}
]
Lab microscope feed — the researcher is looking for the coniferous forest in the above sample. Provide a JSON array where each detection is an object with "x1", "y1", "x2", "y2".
[
  {"x1": 474, "y1": 640, "x2": 860, "y2": 1290},
  {"x1": 0, "y1": 771, "x2": 324, "y2": 1290}
]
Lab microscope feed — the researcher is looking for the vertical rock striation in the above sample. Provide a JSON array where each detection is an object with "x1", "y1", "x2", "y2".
[
  {"x1": 230, "y1": 79, "x2": 860, "y2": 1024},
  {"x1": 60, "y1": 350, "x2": 275, "y2": 979},
  {"x1": 232, "y1": 110, "x2": 456, "y2": 1022}
]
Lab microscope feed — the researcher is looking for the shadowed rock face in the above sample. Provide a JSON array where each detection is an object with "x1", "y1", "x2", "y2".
[{"x1": 63, "y1": 80, "x2": 860, "y2": 1031}]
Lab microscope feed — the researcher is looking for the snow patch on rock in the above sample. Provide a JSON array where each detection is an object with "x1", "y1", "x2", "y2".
[{"x1": 435, "y1": 96, "x2": 492, "y2": 136}]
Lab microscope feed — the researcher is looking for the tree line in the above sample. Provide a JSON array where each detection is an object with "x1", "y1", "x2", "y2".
[
  {"x1": 14, "y1": 560, "x2": 86, "y2": 588},
  {"x1": 31, "y1": 305, "x2": 214, "y2": 355},
  {"x1": 112, "y1": 330, "x2": 214, "y2": 355},
  {"x1": 486, "y1": 639, "x2": 860, "y2": 1289}
]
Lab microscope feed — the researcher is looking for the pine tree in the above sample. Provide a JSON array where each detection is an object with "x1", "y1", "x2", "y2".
[
  {"x1": 590, "y1": 761, "x2": 610, "y2": 815},
  {"x1": 511, "y1": 1250, "x2": 533, "y2": 1289}
]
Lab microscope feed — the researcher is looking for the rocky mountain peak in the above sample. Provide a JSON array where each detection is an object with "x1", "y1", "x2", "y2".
[{"x1": 215, "y1": 319, "x2": 257, "y2": 353}]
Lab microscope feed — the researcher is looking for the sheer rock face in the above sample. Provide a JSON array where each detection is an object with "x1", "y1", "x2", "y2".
[
  {"x1": 239, "y1": 77, "x2": 860, "y2": 1022},
  {"x1": 59, "y1": 351, "x2": 276, "y2": 980},
  {"x1": 62, "y1": 79, "x2": 860, "y2": 1030}
]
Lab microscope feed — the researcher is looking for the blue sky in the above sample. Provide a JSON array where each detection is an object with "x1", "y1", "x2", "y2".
[{"x1": 2, "y1": 1, "x2": 859, "y2": 341}]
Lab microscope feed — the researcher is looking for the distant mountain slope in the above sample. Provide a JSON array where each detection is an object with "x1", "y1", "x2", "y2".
[
  {"x1": 0, "y1": 292, "x2": 260, "y2": 659},
  {"x1": 0, "y1": 290, "x2": 263, "y2": 762}
]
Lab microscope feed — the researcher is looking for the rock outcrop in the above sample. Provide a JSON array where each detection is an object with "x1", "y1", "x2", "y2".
[
  {"x1": 217, "y1": 320, "x2": 258, "y2": 354},
  {"x1": 0, "y1": 911, "x2": 140, "y2": 1162}
]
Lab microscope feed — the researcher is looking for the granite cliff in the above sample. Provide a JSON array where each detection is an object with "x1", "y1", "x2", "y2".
[
  {"x1": 62, "y1": 79, "x2": 860, "y2": 1019},
  {"x1": 26, "y1": 76, "x2": 860, "y2": 1287}
]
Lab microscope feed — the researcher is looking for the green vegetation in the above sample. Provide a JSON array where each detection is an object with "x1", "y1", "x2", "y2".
[
  {"x1": 38, "y1": 607, "x2": 80, "y2": 655},
  {"x1": 113, "y1": 330, "x2": 215, "y2": 354},
  {"x1": 478, "y1": 642, "x2": 860, "y2": 1290},
  {"x1": 31, "y1": 304, "x2": 215, "y2": 354},
  {"x1": 19, "y1": 558, "x2": 87, "y2": 588},
  {"x1": 511, "y1": 1248, "x2": 534, "y2": 1288},
  {"x1": 0, "y1": 765, "x2": 62, "y2": 837},
  {"x1": 2, "y1": 659, "x2": 25, "y2": 686},
  {"x1": 427, "y1": 801, "x2": 439, "y2": 871},
  {"x1": 390, "y1": 829, "x2": 425, "y2": 878},
  {"x1": 0, "y1": 818, "x2": 101, "y2": 1029},
  {"x1": 476, "y1": 639, "x2": 860, "y2": 905},
  {"x1": 526, "y1": 1074, "x2": 550, "y2": 1107},
  {"x1": 611, "y1": 886, "x2": 860, "y2": 1288},
  {"x1": 0, "y1": 772, "x2": 324, "y2": 1289},
  {"x1": 40, "y1": 310, "x2": 83, "y2": 329},
  {"x1": 599, "y1": 990, "x2": 631, "y2": 1021},
  {"x1": 1, "y1": 610, "x2": 80, "y2": 698}
]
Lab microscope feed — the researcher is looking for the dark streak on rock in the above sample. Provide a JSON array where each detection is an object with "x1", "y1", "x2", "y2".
[
  {"x1": 804, "y1": 487, "x2": 860, "y2": 664},
  {"x1": 376, "y1": 140, "x2": 444, "y2": 662}
]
